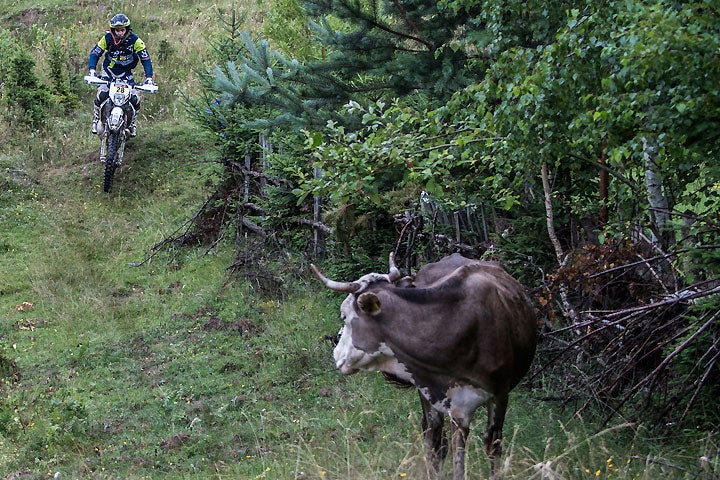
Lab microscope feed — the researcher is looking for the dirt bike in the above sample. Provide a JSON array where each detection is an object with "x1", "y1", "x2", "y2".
[{"x1": 84, "y1": 73, "x2": 158, "y2": 192}]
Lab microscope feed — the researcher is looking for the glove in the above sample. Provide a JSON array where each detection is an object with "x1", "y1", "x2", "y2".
[
  {"x1": 88, "y1": 69, "x2": 96, "y2": 77},
  {"x1": 144, "y1": 77, "x2": 155, "y2": 86}
]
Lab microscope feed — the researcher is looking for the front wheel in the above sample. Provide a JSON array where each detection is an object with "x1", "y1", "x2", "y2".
[{"x1": 103, "y1": 132, "x2": 121, "y2": 192}]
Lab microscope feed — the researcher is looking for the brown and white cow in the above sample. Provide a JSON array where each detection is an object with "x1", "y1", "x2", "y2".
[{"x1": 311, "y1": 253, "x2": 537, "y2": 480}]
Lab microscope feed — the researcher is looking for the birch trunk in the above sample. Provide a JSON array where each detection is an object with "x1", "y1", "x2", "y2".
[
  {"x1": 642, "y1": 135, "x2": 670, "y2": 246},
  {"x1": 541, "y1": 161, "x2": 580, "y2": 329}
]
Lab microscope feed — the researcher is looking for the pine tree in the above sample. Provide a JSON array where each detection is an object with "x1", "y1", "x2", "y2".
[
  {"x1": 301, "y1": 0, "x2": 476, "y2": 97},
  {"x1": 209, "y1": 0, "x2": 486, "y2": 129},
  {"x1": 210, "y1": 0, "x2": 578, "y2": 130},
  {"x1": 4, "y1": 52, "x2": 53, "y2": 129}
]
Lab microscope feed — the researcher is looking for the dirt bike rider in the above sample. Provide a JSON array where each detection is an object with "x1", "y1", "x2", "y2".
[{"x1": 87, "y1": 13, "x2": 155, "y2": 137}]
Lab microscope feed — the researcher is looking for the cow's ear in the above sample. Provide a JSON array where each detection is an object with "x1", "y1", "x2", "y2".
[{"x1": 357, "y1": 292, "x2": 381, "y2": 316}]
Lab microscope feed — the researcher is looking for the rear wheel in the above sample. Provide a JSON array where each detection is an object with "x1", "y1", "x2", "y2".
[{"x1": 103, "y1": 133, "x2": 120, "y2": 192}]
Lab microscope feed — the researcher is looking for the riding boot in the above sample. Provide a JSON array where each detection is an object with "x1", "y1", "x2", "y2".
[
  {"x1": 91, "y1": 105, "x2": 101, "y2": 134},
  {"x1": 128, "y1": 116, "x2": 137, "y2": 137}
]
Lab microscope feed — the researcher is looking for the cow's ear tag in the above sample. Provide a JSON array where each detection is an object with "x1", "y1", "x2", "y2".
[{"x1": 357, "y1": 292, "x2": 382, "y2": 316}]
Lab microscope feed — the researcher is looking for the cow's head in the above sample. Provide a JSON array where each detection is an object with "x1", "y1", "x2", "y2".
[{"x1": 311, "y1": 253, "x2": 404, "y2": 375}]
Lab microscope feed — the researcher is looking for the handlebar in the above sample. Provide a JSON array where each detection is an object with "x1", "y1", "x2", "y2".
[{"x1": 83, "y1": 75, "x2": 158, "y2": 93}]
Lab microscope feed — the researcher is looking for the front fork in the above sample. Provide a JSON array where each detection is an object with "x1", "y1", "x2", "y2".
[
  {"x1": 99, "y1": 131, "x2": 127, "y2": 166},
  {"x1": 100, "y1": 132, "x2": 108, "y2": 163},
  {"x1": 99, "y1": 104, "x2": 130, "y2": 165}
]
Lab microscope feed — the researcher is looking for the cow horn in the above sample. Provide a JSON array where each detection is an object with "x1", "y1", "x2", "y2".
[
  {"x1": 310, "y1": 264, "x2": 361, "y2": 293},
  {"x1": 388, "y1": 252, "x2": 402, "y2": 282}
]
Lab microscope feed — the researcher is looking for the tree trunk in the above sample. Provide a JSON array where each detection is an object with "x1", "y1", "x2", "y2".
[
  {"x1": 599, "y1": 139, "x2": 609, "y2": 225},
  {"x1": 541, "y1": 161, "x2": 580, "y2": 330},
  {"x1": 542, "y1": 161, "x2": 564, "y2": 264},
  {"x1": 642, "y1": 135, "x2": 670, "y2": 247}
]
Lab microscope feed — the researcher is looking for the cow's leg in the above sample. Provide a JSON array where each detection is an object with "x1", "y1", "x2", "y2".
[
  {"x1": 484, "y1": 394, "x2": 508, "y2": 479},
  {"x1": 449, "y1": 416, "x2": 469, "y2": 480},
  {"x1": 419, "y1": 392, "x2": 447, "y2": 478}
]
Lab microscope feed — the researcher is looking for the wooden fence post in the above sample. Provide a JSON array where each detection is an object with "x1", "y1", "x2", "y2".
[{"x1": 313, "y1": 165, "x2": 325, "y2": 256}]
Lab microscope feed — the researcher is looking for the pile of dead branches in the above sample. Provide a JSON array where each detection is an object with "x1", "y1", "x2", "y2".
[{"x1": 533, "y1": 240, "x2": 720, "y2": 429}]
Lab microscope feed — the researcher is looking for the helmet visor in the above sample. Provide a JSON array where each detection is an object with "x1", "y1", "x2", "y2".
[{"x1": 109, "y1": 14, "x2": 130, "y2": 29}]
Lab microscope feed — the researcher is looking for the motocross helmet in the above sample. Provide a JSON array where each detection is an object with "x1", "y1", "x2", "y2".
[{"x1": 109, "y1": 13, "x2": 131, "y2": 30}]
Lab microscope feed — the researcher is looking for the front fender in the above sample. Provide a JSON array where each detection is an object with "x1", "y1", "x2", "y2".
[{"x1": 107, "y1": 106, "x2": 126, "y2": 133}]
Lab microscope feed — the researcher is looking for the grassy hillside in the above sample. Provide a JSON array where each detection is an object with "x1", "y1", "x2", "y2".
[{"x1": 1, "y1": 1, "x2": 718, "y2": 479}]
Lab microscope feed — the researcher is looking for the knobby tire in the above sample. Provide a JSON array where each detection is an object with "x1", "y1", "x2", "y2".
[{"x1": 103, "y1": 133, "x2": 120, "y2": 193}]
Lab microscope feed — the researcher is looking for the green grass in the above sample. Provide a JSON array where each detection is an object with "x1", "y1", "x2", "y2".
[{"x1": 1, "y1": 2, "x2": 720, "y2": 479}]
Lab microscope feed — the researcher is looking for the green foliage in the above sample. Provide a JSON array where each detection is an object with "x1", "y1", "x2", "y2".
[
  {"x1": 209, "y1": 0, "x2": 516, "y2": 130},
  {"x1": 663, "y1": 301, "x2": 720, "y2": 430},
  {"x1": 2, "y1": 51, "x2": 53, "y2": 129},
  {"x1": 264, "y1": 0, "x2": 317, "y2": 60},
  {"x1": 303, "y1": 97, "x2": 526, "y2": 210},
  {"x1": 48, "y1": 391, "x2": 89, "y2": 438},
  {"x1": 209, "y1": 29, "x2": 362, "y2": 130},
  {"x1": 0, "y1": 29, "x2": 17, "y2": 85},
  {"x1": 46, "y1": 36, "x2": 81, "y2": 112},
  {"x1": 156, "y1": 38, "x2": 174, "y2": 62},
  {"x1": 443, "y1": 0, "x2": 576, "y2": 52},
  {"x1": 206, "y1": 8, "x2": 249, "y2": 63},
  {"x1": 294, "y1": 96, "x2": 550, "y2": 267},
  {"x1": 302, "y1": 0, "x2": 480, "y2": 97},
  {"x1": 197, "y1": 0, "x2": 720, "y2": 282},
  {"x1": 185, "y1": 10, "x2": 275, "y2": 136},
  {"x1": 0, "y1": 350, "x2": 20, "y2": 387},
  {"x1": 570, "y1": 1, "x2": 720, "y2": 207}
]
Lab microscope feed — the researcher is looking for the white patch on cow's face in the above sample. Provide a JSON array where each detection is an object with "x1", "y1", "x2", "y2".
[
  {"x1": 334, "y1": 336, "x2": 413, "y2": 381},
  {"x1": 421, "y1": 385, "x2": 493, "y2": 426},
  {"x1": 332, "y1": 293, "x2": 413, "y2": 382},
  {"x1": 333, "y1": 294, "x2": 365, "y2": 374}
]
